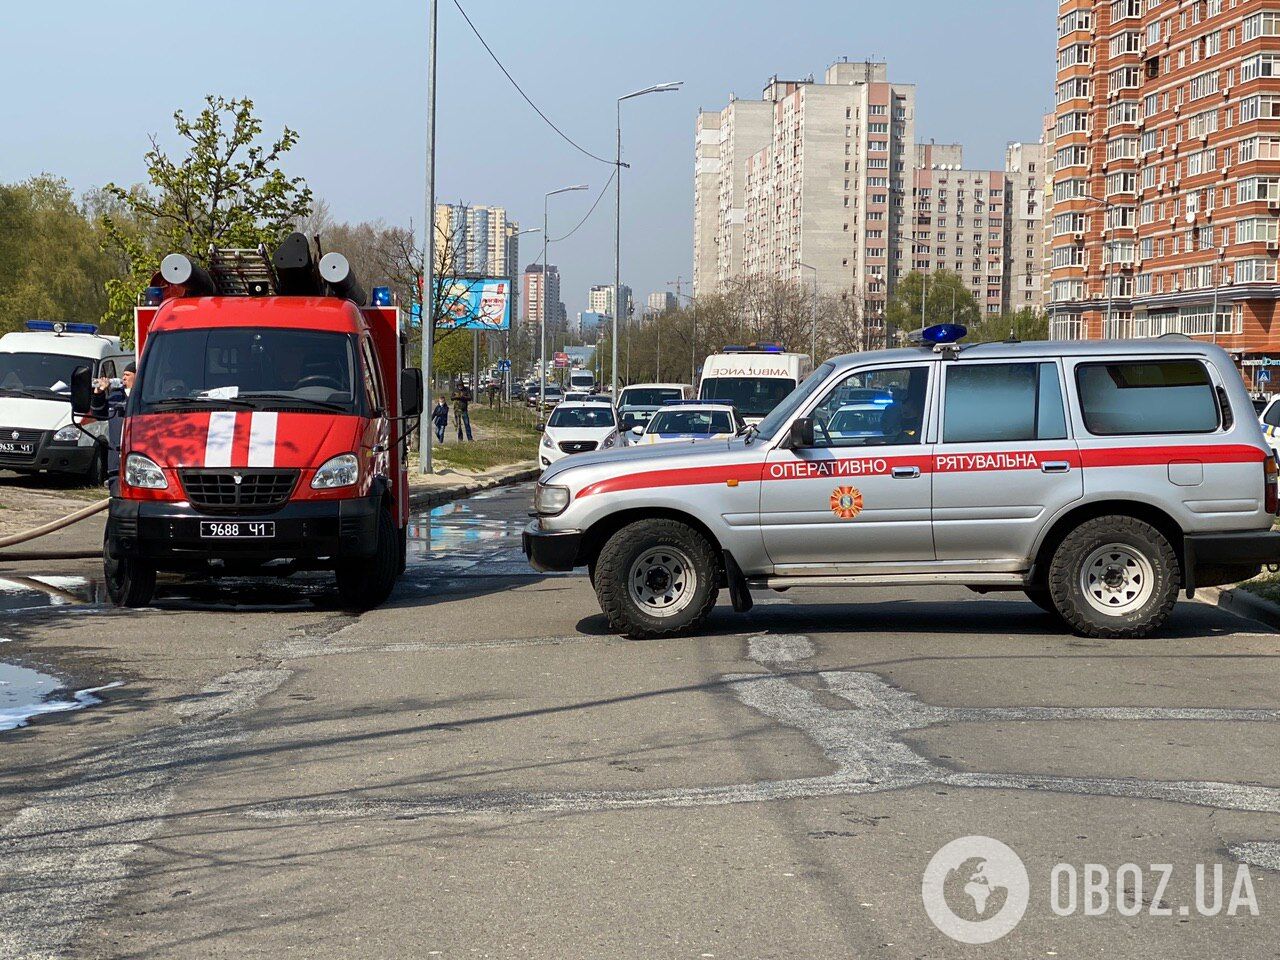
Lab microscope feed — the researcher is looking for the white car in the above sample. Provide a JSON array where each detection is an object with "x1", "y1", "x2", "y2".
[
  {"x1": 0, "y1": 322, "x2": 133, "y2": 481},
  {"x1": 629, "y1": 402, "x2": 746, "y2": 446},
  {"x1": 539, "y1": 401, "x2": 621, "y2": 468},
  {"x1": 1260, "y1": 395, "x2": 1280, "y2": 456}
]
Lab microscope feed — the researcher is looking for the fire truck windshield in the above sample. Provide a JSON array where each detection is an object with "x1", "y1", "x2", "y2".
[{"x1": 137, "y1": 328, "x2": 359, "y2": 414}]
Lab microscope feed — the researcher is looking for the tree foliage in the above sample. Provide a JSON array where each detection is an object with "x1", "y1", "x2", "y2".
[
  {"x1": 0, "y1": 175, "x2": 119, "y2": 334},
  {"x1": 100, "y1": 95, "x2": 313, "y2": 335},
  {"x1": 885, "y1": 270, "x2": 982, "y2": 338}
]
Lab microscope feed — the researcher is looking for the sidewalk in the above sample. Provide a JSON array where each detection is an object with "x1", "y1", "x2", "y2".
[{"x1": 407, "y1": 461, "x2": 539, "y2": 509}]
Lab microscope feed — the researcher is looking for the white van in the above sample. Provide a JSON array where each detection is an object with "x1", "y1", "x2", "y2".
[
  {"x1": 0, "y1": 322, "x2": 133, "y2": 482},
  {"x1": 568, "y1": 369, "x2": 596, "y2": 392},
  {"x1": 698, "y1": 344, "x2": 813, "y2": 424},
  {"x1": 616, "y1": 382, "x2": 694, "y2": 440}
]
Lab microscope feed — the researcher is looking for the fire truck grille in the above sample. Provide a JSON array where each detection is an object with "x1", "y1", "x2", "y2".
[
  {"x1": 180, "y1": 469, "x2": 299, "y2": 513},
  {"x1": 558, "y1": 440, "x2": 598, "y2": 454}
]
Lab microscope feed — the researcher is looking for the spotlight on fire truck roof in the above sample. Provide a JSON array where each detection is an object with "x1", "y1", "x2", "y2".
[
  {"x1": 159, "y1": 253, "x2": 217, "y2": 296},
  {"x1": 920, "y1": 323, "x2": 968, "y2": 346},
  {"x1": 26, "y1": 320, "x2": 99, "y2": 335},
  {"x1": 318, "y1": 252, "x2": 367, "y2": 306}
]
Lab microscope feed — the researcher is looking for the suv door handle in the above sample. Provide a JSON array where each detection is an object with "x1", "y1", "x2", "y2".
[
  {"x1": 892, "y1": 466, "x2": 921, "y2": 479},
  {"x1": 1041, "y1": 460, "x2": 1071, "y2": 474}
]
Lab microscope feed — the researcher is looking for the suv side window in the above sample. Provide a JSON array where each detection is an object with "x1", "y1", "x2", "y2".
[
  {"x1": 810, "y1": 366, "x2": 929, "y2": 448},
  {"x1": 1076, "y1": 360, "x2": 1219, "y2": 436},
  {"x1": 944, "y1": 362, "x2": 1067, "y2": 443}
]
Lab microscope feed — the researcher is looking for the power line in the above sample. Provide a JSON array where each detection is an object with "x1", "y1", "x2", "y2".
[
  {"x1": 550, "y1": 169, "x2": 617, "y2": 243},
  {"x1": 451, "y1": 0, "x2": 614, "y2": 166}
]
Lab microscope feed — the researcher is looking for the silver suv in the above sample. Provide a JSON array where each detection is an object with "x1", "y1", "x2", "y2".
[{"x1": 524, "y1": 336, "x2": 1280, "y2": 640}]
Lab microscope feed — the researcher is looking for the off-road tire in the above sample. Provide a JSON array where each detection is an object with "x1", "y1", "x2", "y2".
[
  {"x1": 336, "y1": 505, "x2": 399, "y2": 610},
  {"x1": 1048, "y1": 515, "x2": 1180, "y2": 639},
  {"x1": 594, "y1": 519, "x2": 720, "y2": 639},
  {"x1": 103, "y1": 527, "x2": 156, "y2": 607}
]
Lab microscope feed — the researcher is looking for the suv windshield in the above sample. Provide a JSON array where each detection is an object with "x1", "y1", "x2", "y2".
[
  {"x1": 0, "y1": 352, "x2": 84, "y2": 399},
  {"x1": 138, "y1": 328, "x2": 358, "y2": 413},
  {"x1": 619, "y1": 388, "x2": 683, "y2": 408},
  {"x1": 699, "y1": 377, "x2": 796, "y2": 418},
  {"x1": 548, "y1": 406, "x2": 615, "y2": 429},
  {"x1": 648, "y1": 410, "x2": 734, "y2": 435}
]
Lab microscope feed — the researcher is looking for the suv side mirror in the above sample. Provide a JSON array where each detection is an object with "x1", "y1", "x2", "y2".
[
  {"x1": 71, "y1": 365, "x2": 93, "y2": 416},
  {"x1": 788, "y1": 417, "x2": 816, "y2": 449},
  {"x1": 400, "y1": 368, "x2": 424, "y2": 418}
]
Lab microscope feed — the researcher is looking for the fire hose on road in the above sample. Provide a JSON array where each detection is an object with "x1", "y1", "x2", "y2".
[{"x1": 0, "y1": 498, "x2": 107, "y2": 562}]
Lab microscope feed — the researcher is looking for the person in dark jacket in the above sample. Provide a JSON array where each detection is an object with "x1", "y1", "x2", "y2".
[
  {"x1": 89, "y1": 361, "x2": 134, "y2": 489},
  {"x1": 452, "y1": 383, "x2": 474, "y2": 441},
  {"x1": 430, "y1": 396, "x2": 449, "y2": 443}
]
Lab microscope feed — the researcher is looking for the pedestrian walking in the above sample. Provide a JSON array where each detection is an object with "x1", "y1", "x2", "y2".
[
  {"x1": 430, "y1": 396, "x2": 449, "y2": 443},
  {"x1": 452, "y1": 382, "x2": 474, "y2": 441}
]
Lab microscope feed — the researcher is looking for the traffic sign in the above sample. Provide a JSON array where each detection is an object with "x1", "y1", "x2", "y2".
[
  {"x1": 1259, "y1": 369, "x2": 1272, "y2": 385},
  {"x1": 497, "y1": 359, "x2": 511, "y2": 372}
]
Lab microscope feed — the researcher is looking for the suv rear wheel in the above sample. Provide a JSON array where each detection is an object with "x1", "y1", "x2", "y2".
[
  {"x1": 594, "y1": 519, "x2": 720, "y2": 639},
  {"x1": 1048, "y1": 516, "x2": 1180, "y2": 639}
]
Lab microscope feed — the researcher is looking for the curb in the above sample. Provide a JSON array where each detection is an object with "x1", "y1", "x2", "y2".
[
  {"x1": 407, "y1": 463, "x2": 539, "y2": 510},
  {"x1": 1198, "y1": 584, "x2": 1280, "y2": 631}
]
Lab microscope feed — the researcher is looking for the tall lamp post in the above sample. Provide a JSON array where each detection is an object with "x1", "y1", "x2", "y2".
[
  {"x1": 541, "y1": 185, "x2": 589, "y2": 413},
  {"x1": 1076, "y1": 193, "x2": 1120, "y2": 336},
  {"x1": 614, "y1": 80, "x2": 683, "y2": 399},
  {"x1": 797, "y1": 262, "x2": 818, "y2": 362},
  {"x1": 418, "y1": 0, "x2": 439, "y2": 474}
]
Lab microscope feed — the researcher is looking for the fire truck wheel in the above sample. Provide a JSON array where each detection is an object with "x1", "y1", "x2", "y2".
[
  {"x1": 594, "y1": 518, "x2": 720, "y2": 639},
  {"x1": 336, "y1": 504, "x2": 398, "y2": 610},
  {"x1": 103, "y1": 528, "x2": 156, "y2": 607},
  {"x1": 1047, "y1": 515, "x2": 1179, "y2": 639}
]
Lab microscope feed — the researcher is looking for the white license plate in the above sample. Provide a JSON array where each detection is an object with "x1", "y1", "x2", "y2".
[
  {"x1": 199, "y1": 521, "x2": 276, "y2": 539},
  {"x1": 0, "y1": 442, "x2": 34, "y2": 455}
]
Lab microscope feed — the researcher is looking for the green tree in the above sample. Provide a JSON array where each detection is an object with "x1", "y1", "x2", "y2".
[
  {"x1": 0, "y1": 175, "x2": 119, "y2": 334},
  {"x1": 100, "y1": 95, "x2": 313, "y2": 336},
  {"x1": 966, "y1": 307, "x2": 1048, "y2": 344},
  {"x1": 885, "y1": 270, "x2": 981, "y2": 340}
]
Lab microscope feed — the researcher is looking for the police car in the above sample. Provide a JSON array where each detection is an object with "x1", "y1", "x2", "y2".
[
  {"x1": 0, "y1": 321, "x2": 133, "y2": 482},
  {"x1": 525, "y1": 326, "x2": 1280, "y2": 640},
  {"x1": 628, "y1": 401, "x2": 747, "y2": 446},
  {"x1": 1258, "y1": 395, "x2": 1280, "y2": 456}
]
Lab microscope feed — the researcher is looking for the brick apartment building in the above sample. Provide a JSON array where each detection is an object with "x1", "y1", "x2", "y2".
[{"x1": 1050, "y1": 0, "x2": 1280, "y2": 389}]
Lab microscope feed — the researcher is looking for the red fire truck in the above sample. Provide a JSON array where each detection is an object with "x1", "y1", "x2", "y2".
[{"x1": 72, "y1": 236, "x2": 423, "y2": 609}]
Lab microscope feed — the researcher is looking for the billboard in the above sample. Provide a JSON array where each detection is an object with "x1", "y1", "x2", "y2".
[{"x1": 434, "y1": 277, "x2": 512, "y2": 330}]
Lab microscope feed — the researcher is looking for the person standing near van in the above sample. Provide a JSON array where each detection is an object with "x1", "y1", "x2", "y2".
[{"x1": 452, "y1": 382, "x2": 474, "y2": 441}]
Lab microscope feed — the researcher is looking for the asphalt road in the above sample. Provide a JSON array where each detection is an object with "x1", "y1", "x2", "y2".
[{"x1": 1, "y1": 482, "x2": 1279, "y2": 958}]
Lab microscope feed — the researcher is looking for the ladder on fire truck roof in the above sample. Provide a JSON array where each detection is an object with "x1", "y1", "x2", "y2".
[{"x1": 206, "y1": 244, "x2": 277, "y2": 297}]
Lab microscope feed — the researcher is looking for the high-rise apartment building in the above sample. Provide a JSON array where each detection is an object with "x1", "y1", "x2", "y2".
[
  {"x1": 523, "y1": 263, "x2": 563, "y2": 332},
  {"x1": 435, "y1": 203, "x2": 521, "y2": 277},
  {"x1": 1049, "y1": 0, "x2": 1280, "y2": 377},
  {"x1": 587, "y1": 284, "x2": 633, "y2": 322},
  {"x1": 1004, "y1": 140, "x2": 1048, "y2": 312},
  {"x1": 645, "y1": 291, "x2": 677, "y2": 317},
  {"x1": 911, "y1": 143, "x2": 1008, "y2": 315},
  {"x1": 696, "y1": 61, "x2": 917, "y2": 313}
]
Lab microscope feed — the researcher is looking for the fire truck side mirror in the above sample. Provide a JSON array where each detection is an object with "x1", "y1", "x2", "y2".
[
  {"x1": 788, "y1": 417, "x2": 816, "y2": 449},
  {"x1": 400, "y1": 368, "x2": 424, "y2": 419},
  {"x1": 70, "y1": 365, "x2": 93, "y2": 416}
]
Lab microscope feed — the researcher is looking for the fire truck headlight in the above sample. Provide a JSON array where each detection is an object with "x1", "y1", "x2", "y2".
[
  {"x1": 312, "y1": 453, "x2": 359, "y2": 489},
  {"x1": 124, "y1": 453, "x2": 167, "y2": 489},
  {"x1": 534, "y1": 483, "x2": 570, "y2": 516}
]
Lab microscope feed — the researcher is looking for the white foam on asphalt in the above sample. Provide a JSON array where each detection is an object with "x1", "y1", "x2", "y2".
[{"x1": 747, "y1": 634, "x2": 814, "y2": 663}]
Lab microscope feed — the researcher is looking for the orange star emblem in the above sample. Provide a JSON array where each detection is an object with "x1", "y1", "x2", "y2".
[{"x1": 830, "y1": 485, "x2": 864, "y2": 520}]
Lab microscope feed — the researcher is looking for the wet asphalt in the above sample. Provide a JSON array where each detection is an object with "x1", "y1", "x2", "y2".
[{"x1": 0, "y1": 482, "x2": 1278, "y2": 958}]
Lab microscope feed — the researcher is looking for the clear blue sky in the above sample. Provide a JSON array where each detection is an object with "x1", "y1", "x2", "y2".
[{"x1": 0, "y1": 0, "x2": 1054, "y2": 320}]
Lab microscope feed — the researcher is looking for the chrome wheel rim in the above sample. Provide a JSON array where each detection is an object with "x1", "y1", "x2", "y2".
[
  {"x1": 629, "y1": 545, "x2": 697, "y2": 618},
  {"x1": 1079, "y1": 542, "x2": 1155, "y2": 616}
]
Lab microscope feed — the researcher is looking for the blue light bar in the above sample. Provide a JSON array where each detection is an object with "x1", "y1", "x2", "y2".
[
  {"x1": 24, "y1": 320, "x2": 99, "y2": 335},
  {"x1": 143, "y1": 286, "x2": 164, "y2": 306},
  {"x1": 25, "y1": 321, "x2": 57, "y2": 332},
  {"x1": 65, "y1": 322, "x2": 99, "y2": 334},
  {"x1": 921, "y1": 323, "x2": 967, "y2": 345},
  {"x1": 371, "y1": 286, "x2": 393, "y2": 306},
  {"x1": 665, "y1": 398, "x2": 734, "y2": 407}
]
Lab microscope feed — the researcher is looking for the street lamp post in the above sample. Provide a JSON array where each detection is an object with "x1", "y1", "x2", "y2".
[
  {"x1": 418, "y1": 0, "x2": 439, "y2": 475},
  {"x1": 798, "y1": 262, "x2": 818, "y2": 363},
  {"x1": 1076, "y1": 194, "x2": 1120, "y2": 336},
  {"x1": 541, "y1": 185, "x2": 589, "y2": 414},
  {"x1": 614, "y1": 80, "x2": 683, "y2": 400}
]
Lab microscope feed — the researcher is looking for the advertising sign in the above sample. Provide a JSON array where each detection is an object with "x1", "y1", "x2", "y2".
[{"x1": 434, "y1": 277, "x2": 512, "y2": 330}]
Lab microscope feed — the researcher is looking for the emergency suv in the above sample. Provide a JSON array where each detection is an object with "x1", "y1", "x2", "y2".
[
  {"x1": 525, "y1": 328, "x2": 1280, "y2": 639},
  {"x1": 0, "y1": 322, "x2": 133, "y2": 482},
  {"x1": 73, "y1": 238, "x2": 423, "y2": 609}
]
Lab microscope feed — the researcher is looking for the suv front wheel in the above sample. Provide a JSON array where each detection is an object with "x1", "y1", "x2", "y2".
[
  {"x1": 594, "y1": 519, "x2": 720, "y2": 639},
  {"x1": 1047, "y1": 515, "x2": 1180, "y2": 639}
]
